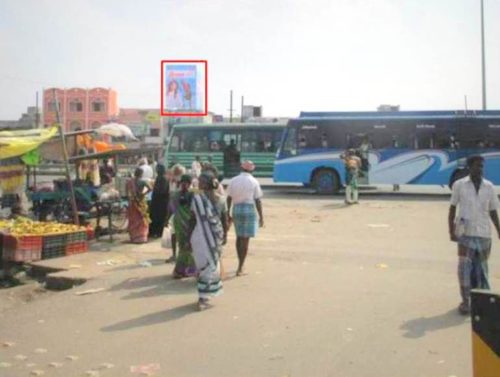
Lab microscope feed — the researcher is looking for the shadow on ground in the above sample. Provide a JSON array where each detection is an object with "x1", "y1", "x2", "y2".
[
  {"x1": 109, "y1": 273, "x2": 195, "y2": 299},
  {"x1": 400, "y1": 308, "x2": 469, "y2": 338},
  {"x1": 101, "y1": 303, "x2": 197, "y2": 332}
]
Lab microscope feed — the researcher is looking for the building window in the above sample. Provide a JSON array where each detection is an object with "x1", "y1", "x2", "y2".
[
  {"x1": 47, "y1": 101, "x2": 59, "y2": 112},
  {"x1": 69, "y1": 101, "x2": 83, "y2": 112},
  {"x1": 92, "y1": 101, "x2": 105, "y2": 112},
  {"x1": 150, "y1": 128, "x2": 160, "y2": 137}
]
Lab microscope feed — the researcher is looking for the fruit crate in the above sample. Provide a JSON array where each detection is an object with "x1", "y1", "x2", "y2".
[
  {"x1": 2, "y1": 234, "x2": 42, "y2": 262},
  {"x1": 65, "y1": 241, "x2": 88, "y2": 256},
  {"x1": 66, "y1": 230, "x2": 87, "y2": 244},
  {"x1": 42, "y1": 234, "x2": 67, "y2": 260}
]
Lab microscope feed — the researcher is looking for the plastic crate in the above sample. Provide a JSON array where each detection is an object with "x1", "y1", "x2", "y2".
[
  {"x1": 65, "y1": 241, "x2": 88, "y2": 256},
  {"x1": 66, "y1": 230, "x2": 87, "y2": 244},
  {"x1": 2, "y1": 234, "x2": 42, "y2": 262},
  {"x1": 42, "y1": 234, "x2": 67, "y2": 260}
]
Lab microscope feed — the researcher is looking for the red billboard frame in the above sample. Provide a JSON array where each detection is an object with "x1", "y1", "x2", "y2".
[{"x1": 161, "y1": 60, "x2": 208, "y2": 117}]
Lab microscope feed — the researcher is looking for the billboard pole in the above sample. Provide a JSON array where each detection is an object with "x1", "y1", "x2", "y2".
[
  {"x1": 229, "y1": 90, "x2": 233, "y2": 123},
  {"x1": 241, "y1": 96, "x2": 244, "y2": 123},
  {"x1": 481, "y1": 0, "x2": 487, "y2": 110}
]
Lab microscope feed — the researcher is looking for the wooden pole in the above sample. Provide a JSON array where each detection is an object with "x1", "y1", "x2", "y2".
[{"x1": 52, "y1": 89, "x2": 80, "y2": 225}]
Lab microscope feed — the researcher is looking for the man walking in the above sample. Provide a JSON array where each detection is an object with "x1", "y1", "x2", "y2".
[
  {"x1": 448, "y1": 155, "x2": 500, "y2": 315},
  {"x1": 227, "y1": 160, "x2": 264, "y2": 276}
]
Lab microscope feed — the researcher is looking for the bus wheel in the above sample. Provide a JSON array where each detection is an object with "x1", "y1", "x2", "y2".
[{"x1": 312, "y1": 169, "x2": 339, "y2": 194}]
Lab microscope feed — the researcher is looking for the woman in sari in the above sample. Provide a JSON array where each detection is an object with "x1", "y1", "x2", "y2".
[
  {"x1": 127, "y1": 168, "x2": 151, "y2": 243},
  {"x1": 188, "y1": 172, "x2": 228, "y2": 310},
  {"x1": 149, "y1": 164, "x2": 169, "y2": 239},
  {"x1": 172, "y1": 174, "x2": 197, "y2": 278}
]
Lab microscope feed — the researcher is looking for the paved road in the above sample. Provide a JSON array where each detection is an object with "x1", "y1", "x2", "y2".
[{"x1": 1, "y1": 191, "x2": 499, "y2": 377}]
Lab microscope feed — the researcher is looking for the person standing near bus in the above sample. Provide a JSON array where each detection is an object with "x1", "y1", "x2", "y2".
[
  {"x1": 341, "y1": 149, "x2": 361, "y2": 204},
  {"x1": 227, "y1": 160, "x2": 264, "y2": 276},
  {"x1": 359, "y1": 137, "x2": 371, "y2": 174},
  {"x1": 448, "y1": 155, "x2": 500, "y2": 315}
]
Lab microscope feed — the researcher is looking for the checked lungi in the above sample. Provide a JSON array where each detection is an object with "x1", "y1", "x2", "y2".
[
  {"x1": 233, "y1": 203, "x2": 257, "y2": 237},
  {"x1": 458, "y1": 236, "x2": 492, "y2": 303}
]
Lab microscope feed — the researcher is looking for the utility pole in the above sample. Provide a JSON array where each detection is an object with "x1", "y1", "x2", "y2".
[
  {"x1": 241, "y1": 96, "x2": 244, "y2": 123},
  {"x1": 53, "y1": 89, "x2": 80, "y2": 225},
  {"x1": 481, "y1": 0, "x2": 487, "y2": 110},
  {"x1": 229, "y1": 90, "x2": 233, "y2": 123}
]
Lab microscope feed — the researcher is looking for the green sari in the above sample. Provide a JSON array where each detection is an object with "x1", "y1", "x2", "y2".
[{"x1": 172, "y1": 191, "x2": 197, "y2": 278}]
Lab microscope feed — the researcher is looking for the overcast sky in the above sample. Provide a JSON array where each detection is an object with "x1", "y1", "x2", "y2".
[{"x1": 1, "y1": 0, "x2": 500, "y2": 120}]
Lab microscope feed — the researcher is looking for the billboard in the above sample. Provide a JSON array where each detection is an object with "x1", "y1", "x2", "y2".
[{"x1": 161, "y1": 60, "x2": 207, "y2": 116}]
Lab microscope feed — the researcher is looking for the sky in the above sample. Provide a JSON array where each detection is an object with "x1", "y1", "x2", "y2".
[{"x1": 1, "y1": 0, "x2": 500, "y2": 120}]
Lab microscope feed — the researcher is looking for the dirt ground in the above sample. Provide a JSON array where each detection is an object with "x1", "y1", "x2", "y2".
[{"x1": 1, "y1": 190, "x2": 499, "y2": 377}]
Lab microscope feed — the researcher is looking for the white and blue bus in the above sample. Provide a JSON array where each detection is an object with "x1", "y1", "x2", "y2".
[{"x1": 274, "y1": 110, "x2": 500, "y2": 193}]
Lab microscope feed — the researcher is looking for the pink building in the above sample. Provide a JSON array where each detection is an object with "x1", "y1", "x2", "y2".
[{"x1": 43, "y1": 88, "x2": 118, "y2": 131}]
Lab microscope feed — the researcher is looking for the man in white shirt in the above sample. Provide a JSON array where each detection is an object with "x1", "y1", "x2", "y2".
[
  {"x1": 138, "y1": 158, "x2": 154, "y2": 180},
  {"x1": 227, "y1": 160, "x2": 264, "y2": 276},
  {"x1": 448, "y1": 155, "x2": 500, "y2": 315}
]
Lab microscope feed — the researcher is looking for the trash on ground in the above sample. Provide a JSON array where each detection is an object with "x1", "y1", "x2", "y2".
[
  {"x1": 130, "y1": 363, "x2": 160, "y2": 375},
  {"x1": 75, "y1": 288, "x2": 106, "y2": 296},
  {"x1": 68, "y1": 264, "x2": 82, "y2": 269},
  {"x1": 311, "y1": 217, "x2": 321, "y2": 223},
  {"x1": 2, "y1": 341, "x2": 15, "y2": 347},
  {"x1": 99, "y1": 363, "x2": 114, "y2": 369},
  {"x1": 268, "y1": 354, "x2": 284, "y2": 361},
  {"x1": 65, "y1": 355, "x2": 79, "y2": 361},
  {"x1": 14, "y1": 354, "x2": 28, "y2": 360},
  {"x1": 138, "y1": 261, "x2": 153, "y2": 268},
  {"x1": 85, "y1": 371, "x2": 100, "y2": 377},
  {"x1": 0, "y1": 362, "x2": 12, "y2": 368},
  {"x1": 34, "y1": 348, "x2": 47, "y2": 354},
  {"x1": 30, "y1": 370, "x2": 45, "y2": 376},
  {"x1": 37, "y1": 319, "x2": 45, "y2": 324},
  {"x1": 97, "y1": 259, "x2": 125, "y2": 266},
  {"x1": 376, "y1": 263, "x2": 389, "y2": 269},
  {"x1": 48, "y1": 362, "x2": 63, "y2": 368},
  {"x1": 346, "y1": 328, "x2": 353, "y2": 332},
  {"x1": 367, "y1": 223, "x2": 390, "y2": 228}
]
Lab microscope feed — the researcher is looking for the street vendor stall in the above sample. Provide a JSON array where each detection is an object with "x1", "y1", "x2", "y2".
[{"x1": 0, "y1": 127, "x2": 90, "y2": 263}]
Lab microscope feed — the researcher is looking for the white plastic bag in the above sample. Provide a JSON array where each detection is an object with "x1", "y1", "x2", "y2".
[{"x1": 161, "y1": 227, "x2": 172, "y2": 249}]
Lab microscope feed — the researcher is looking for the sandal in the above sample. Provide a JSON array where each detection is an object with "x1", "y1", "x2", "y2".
[{"x1": 458, "y1": 301, "x2": 470, "y2": 315}]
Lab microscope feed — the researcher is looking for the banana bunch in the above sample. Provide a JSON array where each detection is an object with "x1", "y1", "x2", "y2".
[
  {"x1": 9, "y1": 218, "x2": 86, "y2": 236},
  {"x1": 0, "y1": 219, "x2": 13, "y2": 229}
]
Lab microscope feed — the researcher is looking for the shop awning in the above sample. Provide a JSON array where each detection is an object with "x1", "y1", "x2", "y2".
[{"x1": 0, "y1": 127, "x2": 58, "y2": 160}]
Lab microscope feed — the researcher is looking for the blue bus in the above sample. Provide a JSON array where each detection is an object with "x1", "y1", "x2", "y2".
[{"x1": 274, "y1": 110, "x2": 500, "y2": 193}]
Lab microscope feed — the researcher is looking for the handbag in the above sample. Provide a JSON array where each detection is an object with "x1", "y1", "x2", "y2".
[{"x1": 161, "y1": 227, "x2": 172, "y2": 249}]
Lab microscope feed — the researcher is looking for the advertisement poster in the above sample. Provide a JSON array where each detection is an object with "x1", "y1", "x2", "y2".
[{"x1": 161, "y1": 60, "x2": 207, "y2": 116}]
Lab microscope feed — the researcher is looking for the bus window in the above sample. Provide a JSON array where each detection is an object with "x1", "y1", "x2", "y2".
[
  {"x1": 296, "y1": 125, "x2": 339, "y2": 149},
  {"x1": 241, "y1": 130, "x2": 257, "y2": 152},
  {"x1": 415, "y1": 133, "x2": 434, "y2": 149},
  {"x1": 170, "y1": 135, "x2": 182, "y2": 152},
  {"x1": 222, "y1": 132, "x2": 241, "y2": 151},
  {"x1": 282, "y1": 127, "x2": 297, "y2": 156}
]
